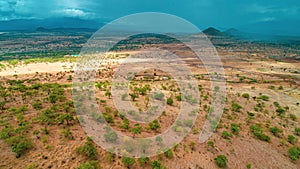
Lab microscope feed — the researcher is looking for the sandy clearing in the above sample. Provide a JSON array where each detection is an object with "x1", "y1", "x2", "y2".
[{"x1": 0, "y1": 62, "x2": 75, "y2": 76}]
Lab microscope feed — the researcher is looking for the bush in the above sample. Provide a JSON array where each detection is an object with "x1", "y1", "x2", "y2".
[
  {"x1": 250, "y1": 124, "x2": 270, "y2": 142},
  {"x1": 214, "y1": 155, "x2": 228, "y2": 168},
  {"x1": 189, "y1": 141, "x2": 196, "y2": 150},
  {"x1": 295, "y1": 128, "x2": 300, "y2": 136},
  {"x1": 207, "y1": 140, "x2": 214, "y2": 148},
  {"x1": 175, "y1": 94, "x2": 182, "y2": 101},
  {"x1": 288, "y1": 135, "x2": 298, "y2": 144},
  {"x1": 231, "y1": 102, "x2": 242, "y2": 112},
  {"x1": 242, "y1": 93, "x2": 250, "y2": 99},
  {"x1": 230, "y1": 123, "x2": 240, "y2": 135},
  {"x1": 288, "y1": 146, "x2": 300, "y2": 161},
  {"x1": 11, "y1": 139, "x2": 33, "y2": 158},
  {"x1": 130, "y1": 124, "x2": 142, "y2": 136},
  {"x1": 138, "y1": 156, "x2": 150, "y2": 165},
  {"x1": 32, "y1": 100, "x2": 42, "y2": 110},
  {"x1": 221, "y1": 131, "x2": 233, "y2": 139},
  {"x1": 257, "y1": 95, "x2": 269, "y2": 101},
  {"x1": 166, "y1": 98, "x2": 173, "y2": 106},
  {"x1": 151, "y1": 160, "x2": 163, "y2": 169},
  {"x1": 269, "y1": 127, "x2": 283, "y2": 137},
  {"x1": 273, "y1": 102, "x2": 280, "y2": 107},
  {"x1": 0, "y1": 126, "x2": 15, "y2": 139},
  {"x1": 129, "y1": 93, "x2": 138, "y2": 101},
  {"x1": 77, "y1": 161, "x2": 99, "y2": 169},
  {"x1": 164, "y1": 149, "x2": 173, "y2": 158},
  {"x1": 76, "y1": 138, "x2": 98, "y2": 160},
  {"x1": 253, "y1": 131, "x2": 270, "y2": 142},
  {"x1": 148, "y1": 120, "x2": 161, "y2": 131},
  {"x1": 122, "y1": 157, "x2": 135, "y2": 168},
  {"x1": 5, "y1": 136, "x2": 33, "y2": 158},
  {"x1": 276, "y1": 108, "x2": 285, "y2": 116},
  {"x1": 120, "y1": 118, "x2": 130, "y2": 129}
]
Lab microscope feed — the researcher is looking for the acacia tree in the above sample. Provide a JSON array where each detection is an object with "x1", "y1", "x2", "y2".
[
  {"x1": 105, "y1": 91, "x2": 112, "y2": 98},
  {"x1": 130, "y1": 124, "x2": 142, "y2": 138},
  {"x1": 149, "y1": 120, "x2": 161, "y2": 132},
  {"x1": 122, "y1": 157, "x2": 135, "y2": 168},
  {"x1": 129, "y1": 93, "x2": 138, "y2": 101}
]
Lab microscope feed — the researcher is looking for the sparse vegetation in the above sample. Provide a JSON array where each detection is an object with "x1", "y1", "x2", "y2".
[
  {"x1": 122, "y1": 156, "x2": 135, "y2": 168},
  {"x1": 76, "y1": 138, "x2": 98, "y2": 160},
  {"x1": 269, "y1": 126, "x2": 283, "y2": 137},
  {"x1": 288, "y1": 146, "x2": 300, "y2": 161},
  {"x1": 250, "y1": 124, "x2": 270, "y2": 142},
  {"x1": 231, "y1": 101, "x2": 242, "y2": 112},
  {"x1": 214, "y1": 155, "x2": 228, "y2": 168}
]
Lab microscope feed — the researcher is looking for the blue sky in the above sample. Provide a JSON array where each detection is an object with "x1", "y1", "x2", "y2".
[{"x1": 0, "y1": 0, "x2": 299, "y2": 34}]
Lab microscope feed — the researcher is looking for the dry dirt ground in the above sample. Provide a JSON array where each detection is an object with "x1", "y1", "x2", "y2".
[{"x1": 0, "y1": 51, "x2": 299, "y2": 169}]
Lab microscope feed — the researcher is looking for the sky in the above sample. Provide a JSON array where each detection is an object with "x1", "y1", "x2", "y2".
[{"x1": 0, "y1": 0, "x2": 299, "y2": 34}]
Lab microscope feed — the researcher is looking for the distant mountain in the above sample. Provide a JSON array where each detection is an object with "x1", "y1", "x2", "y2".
[
  {"x1": 223, "y1": 28, "x2": 244, "y2": 36},
  {"x1": 202, "y1": 27, "x2": 225, "y2": 36},
  {"x1": 35, "y1": 27, "x2": 96, "y2": 32},
  {"x1": 0, "y1": 17, "x2": 104, "y2": 31},
  {"x1": 223, "y1": 27, "x2": 300, "y2": 44}
]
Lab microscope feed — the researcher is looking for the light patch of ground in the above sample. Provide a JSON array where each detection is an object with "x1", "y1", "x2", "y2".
[{"x1": 0, "y1": 62, "x2": 74, "y2": 76}]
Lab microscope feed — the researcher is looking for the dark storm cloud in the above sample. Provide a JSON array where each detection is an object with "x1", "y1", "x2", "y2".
[{"x1": 0, "y1": 0, "x2": 299, "y2": 30}]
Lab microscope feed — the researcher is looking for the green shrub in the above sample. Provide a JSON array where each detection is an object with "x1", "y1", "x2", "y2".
[
  {"x1": 230, "y1": 123, "x2": 240, "y2": 135},
  {"x1": 253, "y1": 131, "x2": 270, "y2": 142},
  {"x1": 242, "y1": 93, "x2": 250, "y2": 99},
  {"x1": 257, "y1": 95, "x2": 269, "y2": 101},
  {"x1": 214, "y1": 155, "x2": 228, "y2": 168},
  {"x1": 288, "y1": 135, "x2": 298, "y2": 144},
  {"x1": 76, "y1": 138, "x2": 98, "y2": 159},
  {"x1": 0, "y1": 126, "x2": 15, "y2": 139},
  {"x1": 269, "y1": 127, "x2": 283, "y2": 137},
  {"x1": 221, "y1": 131, "x2": 233, "y2": 139},
  {"x1": 231, "y1": 101, "x2": 242, "y2": 112},
  {"x1": 120, "y1": 118, "x2": 130, "y2": 129},
  {"x1": 288, "y1": 146, "x2": 300, "y2": 161},
  {"x1": 273, "y1": 102, "x2": 280, "y2": 107},
  {"x1": 149, "y1": 120, "x2": 161, "y2": 131},
  {"x1": 151, "y1": 160, "x2": 163, "y2": 169},
  {"x1": 11, "y1": 139, "x2": 33, "y2": 158},
  {"x1": 32, "y1": 100, "x2": 42, "y2": 110},
  {"x1": 189, "y1": 141, "x2": 196, "y2": 151},
  {"x1": 164, "y1": 149, "x2": 173, "y2": 158},
  {"x1": 166, "y1": 98, "x2": 173, "y2": 106},
  {"x1": 138, "y1": 156, "x2": 150, "y2": 165},
  {"x1": 5, "y1": 136, "x2": 33, "y2": 158},
  {"x1": 129, "y1": 93, "x2": 138, "y2": 101},
  {"x1": 122, "y1": 157, "x2": 135, "y2": 168},
  {"x1": 295, "y1": 128, "x2": 300, "y2": 136},
  {"x1": 175, "y1": 94, "x2": 182, "y2": 101},
  {"x1": 250, "y1": 124, "x2": 270, "y2": 142},
  {"x1": 207, "y1": 140, "x2": 214, "y2": 148},
  {"x1": 276, "y1": 108, "x2": 285, "y2": 116},
  {"x1": 130, "y1": 124, "x2": 142, "y2": 136}
]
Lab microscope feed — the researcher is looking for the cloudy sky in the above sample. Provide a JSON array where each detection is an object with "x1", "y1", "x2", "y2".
[{"x1": 0, "y1": 0, "x2": 299, "y2": 33}]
